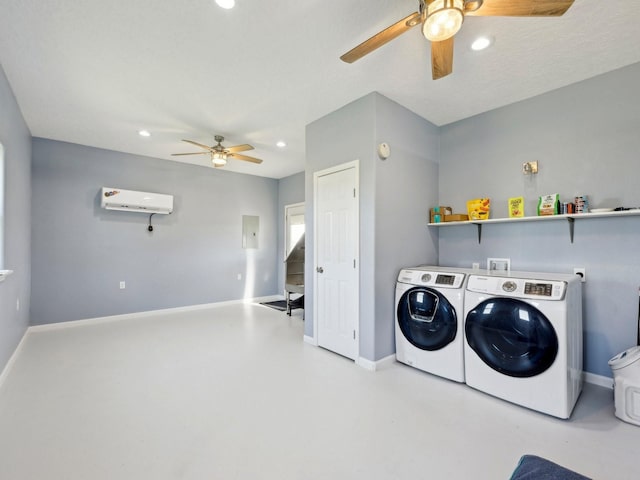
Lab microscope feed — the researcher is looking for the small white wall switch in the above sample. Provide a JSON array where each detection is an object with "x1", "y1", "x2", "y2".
[
  {"x1": 0, "y1": 270, "x2": 14, "y2": 283},
  {"x1": 119, "y1": 281, "x2": 126, "y2": 289},
  {"x1": 237, "y1": 274, "x2": 242, "y2": 280}
]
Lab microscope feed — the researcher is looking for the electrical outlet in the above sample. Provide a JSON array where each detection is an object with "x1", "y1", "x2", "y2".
[
  {"x1": 573, "y1": 267, "x2": 586, "y2": 282},
  {"x1": 119, "y1": 281, "x2": 126, "y2": 289},
  {"x1": 472, "y1": 262, "x2": 480, "y2": 270}
]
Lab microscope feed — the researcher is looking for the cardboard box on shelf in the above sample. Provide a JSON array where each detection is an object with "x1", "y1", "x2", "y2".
[
  {"x1": 444, "y1": 214, "x2": 469, "y2": 222},
  {"x1": 430, "y1": 206, "x2": 452, "y2": 223}
]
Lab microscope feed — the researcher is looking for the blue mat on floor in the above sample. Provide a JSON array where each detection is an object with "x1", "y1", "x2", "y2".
[{"x1": 510, "y1": 455, "x2": 590, "y2": 479}]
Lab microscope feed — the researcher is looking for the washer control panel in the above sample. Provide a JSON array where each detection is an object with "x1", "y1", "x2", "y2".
[
  {"x1": 467, "y1": 274, "x2": 567, "y2": 300},
  {"x1": 524, "y1": 282, "x2": 554, "y2": 297},
  {"x1": 397, "y1": 269, "x2": 465, "y2": 289},
  {"x1": 435, "y1": 274, "x2": 456, "y2": 286}
]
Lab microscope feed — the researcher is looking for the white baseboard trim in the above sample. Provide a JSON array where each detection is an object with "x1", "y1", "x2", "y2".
[
  {"x1": 0, "y1": 328, "x2": 31, "y2": 388},
  {"x1": 29, "y1": 295, "x2": 285, "y2": 332},
  {"x1": 303, "y1": 335, "x2": 317, "y2": 346},
  {"x1": 356, "y1": 354, "x2": 396, "y2": 372},
  {"x1": 584, "y1": 371, "x2": 613, "y2": 389}
]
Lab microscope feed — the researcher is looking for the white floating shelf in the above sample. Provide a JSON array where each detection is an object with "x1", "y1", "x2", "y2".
[{"x1": 428, "y1": 209, "x2": 640, "y2": 243}]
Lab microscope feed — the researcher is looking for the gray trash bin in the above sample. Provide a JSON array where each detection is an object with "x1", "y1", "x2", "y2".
[{"x1": 608, "y1": 345, "x2": 640, "y2": 426}]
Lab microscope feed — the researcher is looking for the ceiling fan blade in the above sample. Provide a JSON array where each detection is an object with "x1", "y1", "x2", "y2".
[
  {"x1": 230, "y1": 153, "x2": 263, "y2": 164},
  {"x1": 225, "y1": 144, "x2": 254, "y2": 153},
  {"x1": 171, "y1": 151, "x2": 209, "y2": 156},
  {"x1": 340, "y1": 11, "x2": 421, "y2": 63},
  {"x1": 181, "y1": 139, "x2": 214, "y2": 151},
  {"x1": 465, "y1": 0, "x2": 574, "y2": 17},
  {"x1": 431, "y1": 37, "x2": 454, "y2": 80}
]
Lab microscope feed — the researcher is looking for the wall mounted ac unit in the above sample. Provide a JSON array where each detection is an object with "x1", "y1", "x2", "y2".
[{"x1": 100, "y1": 187, "x2": 173, "y2": 214}]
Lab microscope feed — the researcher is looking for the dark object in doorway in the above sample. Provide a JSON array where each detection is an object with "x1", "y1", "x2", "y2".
[
  {"x1": 287, "y1": 295, "x2": 304, "y2": 313},
  {"x1": 260, "y1": 300, "x2": 287, "y2": 311},
  {"x1": 260, "y1": 296, "x2": 304, "y2": 316}
]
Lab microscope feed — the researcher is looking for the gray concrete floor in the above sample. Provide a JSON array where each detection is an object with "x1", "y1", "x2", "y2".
[{"x1": 0, "y1": 303, "x2": 637, "y2": 479}]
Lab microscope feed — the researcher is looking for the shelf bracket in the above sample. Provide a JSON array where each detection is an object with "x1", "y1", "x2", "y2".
[
  {"x1": 567, "y1": 217, "x2": 575, "y2": 243},
  {"x1": 476, "y1": 223, "x2": 482, "y2": 244}
]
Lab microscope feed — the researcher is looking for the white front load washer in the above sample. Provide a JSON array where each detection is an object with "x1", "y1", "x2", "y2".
[
  {"x1": 395, "y1": 266, "x2": 469, "y2": 382},
  {"x1": 463, "y1": 271, "x2": 583, "y2": 419}
]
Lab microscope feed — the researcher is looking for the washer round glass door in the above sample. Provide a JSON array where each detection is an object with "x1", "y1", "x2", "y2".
[
  {"x1": 465, "y1": 298, "x2": 558, "y2": 378},
  {"x1": 397, "y1": 287, "x2": 457, "y2": 351}
]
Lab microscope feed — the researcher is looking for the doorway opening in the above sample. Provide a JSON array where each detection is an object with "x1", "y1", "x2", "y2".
[{"x1": 284, "y1": 202, "x2": 305, "y2": 314}]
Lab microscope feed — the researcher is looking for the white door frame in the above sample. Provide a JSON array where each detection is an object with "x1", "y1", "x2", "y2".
[{"x1": 312, "y1": 160, "x2": 360, "y2": 358}]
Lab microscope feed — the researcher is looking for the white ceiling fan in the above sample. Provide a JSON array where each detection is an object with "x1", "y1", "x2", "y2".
[{"x1": 172, "y1": 135, "x2": 263, "y2": 168}]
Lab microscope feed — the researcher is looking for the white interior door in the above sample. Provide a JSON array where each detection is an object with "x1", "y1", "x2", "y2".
[{"x1": 314, "y1": 161, "x2": 359, "y2": 360}]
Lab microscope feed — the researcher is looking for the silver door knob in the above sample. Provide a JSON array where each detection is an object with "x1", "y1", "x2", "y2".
[{"x1": 316, "y1": 266, "x2": 324, "y2": 273}]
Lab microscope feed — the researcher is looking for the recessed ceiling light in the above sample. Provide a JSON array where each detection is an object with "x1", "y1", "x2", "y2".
[
  {"x1": 215, "y1": 0, "x2": 235, "y2": 9},
  {"x1": 138, "y1": 130, "x2": 151, "y2": 137},
  {"x1": 276, "y1": 141, "x2": 287, "y2": 148},
  {"x1": 471, "y1": 36, "x2": 493, "y2": 51}
]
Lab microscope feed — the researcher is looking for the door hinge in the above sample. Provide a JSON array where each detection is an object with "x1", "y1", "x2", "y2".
[
  {"x1": 353, "y1": 259, "x2": 356, "y2": 268},
  {"x1": 353, "y1": 330, "x2": 356, "y2": 340},
  {"x1": 353, "y1": 188, "x2": 356, "y2": 198}
]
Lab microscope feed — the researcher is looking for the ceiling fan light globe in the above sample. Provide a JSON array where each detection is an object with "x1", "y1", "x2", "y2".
[
  {"x1": 212, "y1": 151, "x2": 228, "y2": 167},
  {"x1": 423, "y1": 0, "x2": 464, "y2": 42}
]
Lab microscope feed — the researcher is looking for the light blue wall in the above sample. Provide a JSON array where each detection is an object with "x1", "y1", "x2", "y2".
[
  {"x1": 4, "y1": 53, "x2": 636, "y2": 377},
  {"x1": 31, "y1": 139, "x2": 279, "y2": 325},
  {"x1": 277, "y1": 171, "x2": 305, "y2": 293},
  {"x1": 438, "y1": 62, "x2": 640, "y2": 377},
  {"x1": 373, "y1": 94, "x2": 439, "y2": 358},
  {"x1": 305, "y1": 93, "x2": 376, "y2": 346},
  {"x1": 0, "y1": 64, "x2": 31, "y2": 372},
  {"x1": 305, "y1": 93, "x2": 439, "y2": 361}
]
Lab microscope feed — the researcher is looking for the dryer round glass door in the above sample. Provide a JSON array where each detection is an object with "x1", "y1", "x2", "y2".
[
  {"x1": 465, "y1": 298, "x2": 558, "y2": 378},
  {"x1": 397, "y1": 287, "x2": 457, "y2": 351}
]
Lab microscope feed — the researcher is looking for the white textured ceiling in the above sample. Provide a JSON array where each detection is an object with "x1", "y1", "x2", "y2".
[{"x1": 1, "y1": 0, "x2": 639, "y2": 179}]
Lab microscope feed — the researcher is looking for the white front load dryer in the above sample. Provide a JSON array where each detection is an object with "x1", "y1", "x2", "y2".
[
  {"x1": 395, "y1": 266, "x2": 469, "y2": 382},
  {"x1": 463, "y1": 271, "x2": 583, "y2": 419}
]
